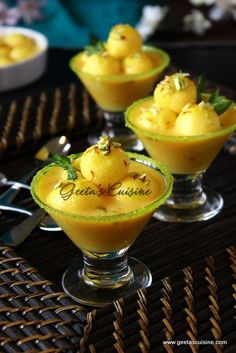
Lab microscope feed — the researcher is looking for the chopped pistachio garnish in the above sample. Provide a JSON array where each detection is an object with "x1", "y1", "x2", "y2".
[
  {"x1": 130, "y1": 172, "x2": 148, "y2": 183},
  {"x1": 139, "y1": 173, "x2": 147, "y2": 182},
  {"x1": 199, "y1": 101, "x2": 212, "y2": 109},
  {"x1": 97, "y1": 136, "x2": 121, "y2": 155},
  {"x1": 173, "y1": 73, "x2": 190, "y2": 91}
]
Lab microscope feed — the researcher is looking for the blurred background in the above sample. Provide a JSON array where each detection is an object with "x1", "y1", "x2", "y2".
[
  {"x1": 1, "y1": 0, "x2": 235, "y2": 47},
  {"x1": 1, "y1": 0, "x2": 236, "y2": 94}
]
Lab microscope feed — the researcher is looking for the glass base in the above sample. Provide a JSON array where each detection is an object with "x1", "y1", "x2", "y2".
[
  {"x1": 62, "y1": 257, "x2": 152, "y2": 307},
  {"x1": 154, "y1": 187, "x2": 224, "y2": 223},
  {"x1": 87, "y1": 110, "x2": 144, "y2": 151}
]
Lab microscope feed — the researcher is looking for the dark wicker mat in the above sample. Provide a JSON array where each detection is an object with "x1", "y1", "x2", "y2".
[
  {"x1": 82, "y1": 246, "x2": 236, "y2": 353},
  {"x1": 0, "y1": 241, "x2": 235, "y2": 353},
  {"x1": 0, "y1": 66, "x2": 235, "y2": 164},
  {"x1": 0, "y1": 243, "x2": 88, "y2": 353},
  {"x1": 0, "y1": 84, "x2": 103, "y2": 162}
]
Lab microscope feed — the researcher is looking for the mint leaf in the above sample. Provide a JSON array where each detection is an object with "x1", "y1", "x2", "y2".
[
  {"x1": 84, "y1": 41, "x2": 105, "y2": 56},
  {"x1": 197, "y1": 75, "x2": 205, "y2": 103},
  {"x1": 209, "y1": 90, "x2": 232, "y2": 115},
  {"x1": 50, "y1": 154, "x2": 77, "y2": 180}
]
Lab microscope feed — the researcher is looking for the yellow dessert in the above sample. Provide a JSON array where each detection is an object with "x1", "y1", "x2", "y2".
[
  {"x1": 153, "y1": 73, "x2": 197, "y2": 113},
  {"x1": 126, "y1": 73, "x2": 236, "y2": 174},
  {"x1": 106, "y1": 24, "x2": 142, "y2": 59},
  {"x1": 0, "y1": 32, "x2": 39, "y2": 66},
  {"x1": 81, "y1": 53, "x2": 122, "y2": 75},
  {"x1": 70, "y1": 24, "x2": 170, "y2": 112},
  {"x1": 0, "y1": 56, "x2": 14, "y2": 67},
  {"x1": 31, "y1": 136, "x2": 172, "y2": 253}
]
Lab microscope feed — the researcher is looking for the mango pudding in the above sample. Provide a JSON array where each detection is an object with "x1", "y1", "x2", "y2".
[
  {"x1": 31, "y1": 136, "x2": 172, "y2": 306},
  {"x1": 70, "y1": 24, "x2": 170, "y2": 150},
  {"x1": 125, "y1": 72, "x2": 236, "y2": 222},
  {"x1": 0, "y1": 32, "x2": 40, "y2": 66}
]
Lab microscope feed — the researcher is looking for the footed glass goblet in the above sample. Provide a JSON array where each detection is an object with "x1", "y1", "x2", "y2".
[
  {"x1": 70, "y1": 46, "x2": 170, "y2": 151},
  {"x1": 31, "y1": 153, "x2": 172, "y2": 307},
  {"x1": 126, "y1": 97, "x2": 236, "y2": 222}
]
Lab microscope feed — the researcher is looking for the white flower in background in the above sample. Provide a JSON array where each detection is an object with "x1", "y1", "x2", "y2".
[
  {"x1": 189, "y1": 0, "x2": 215, "y2": 5},
  {"x1": 18, "y1": 0, "x2": 45, "y2": 24},
  {"x1": 183, "y1": 9, "x2": 212, "y2": 35},
  {"x1": 208, "y1": 0, "x2": 236, "y2": 21},
  {"x1": 0, "y1": 0, "x2": 46, "y2": 26},
  {"x1": 0, "y1": 1, "x2": 20, "y2": 25},
  {"x1": 188, "y1": 0, "x2": 236, "y2": 21},
  {"x1": 136, "y1": 5, "x2": 169, "y2": 40}
]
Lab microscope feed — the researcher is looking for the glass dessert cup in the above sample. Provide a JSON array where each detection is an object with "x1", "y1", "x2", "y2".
[
  {"x1": 125, "y1": 97, "x2": 236, "y2": 223},
  {"x1": 31, "y1": 153, "x2": 173, "y2": 307},
  {"x1": 70, "y1": 46, "x2": 170, "y2": 151}
]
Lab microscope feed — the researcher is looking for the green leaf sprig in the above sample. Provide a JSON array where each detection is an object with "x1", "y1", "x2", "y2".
[
  {"x1": 84, "y1": 41, "x2": 105, "y2": 56},
  {"x1": 197, "y1": 75, "x2": 205, "y2": 103},
  {"x1": 50, "y1": 154, "x2": 77, "y2": 180},
  {"x1": 197, "y1": 74, "x2": 232, "y2": 115},
  {"x1": 208, "y1": 90, "x2": 232, "y2": 115}
]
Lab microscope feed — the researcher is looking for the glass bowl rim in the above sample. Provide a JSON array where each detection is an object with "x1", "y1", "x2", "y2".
[
  {"x1": 69, "y1": 45, "x2": 170, "y2": 82},
  {"x1": 31, "y1": 152, "x2": 173, "y2": 223},
  {"x1": 125, "y1": 96, "x2": 236, "y2": 142}
]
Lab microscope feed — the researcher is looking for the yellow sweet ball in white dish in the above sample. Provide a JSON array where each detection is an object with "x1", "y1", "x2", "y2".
[
  {"x1": 0, "y1": 56, "x2": 14, "y2": 67},
  {"x1": 106, "y1": 24, "x2": 142, "y2": 59},
  {"x1": 3, "y1": 33, "x2": 34, "y2": 47},
  {"x1": 0, "y1": 32, "x2": 39, "y2": 66},
  {"x1": 0, "y1": 26, "x2": 48, "y2": 92},
  {"x1": 10, "y1": 45, "x2": 38, "y2": 61},
  {"x1": 154, "y1": 73, "x2": 197, "y2": 114},
  {"x1": 0, "y1": 44, "x2": 11, "y2": 56},
  {"x1": 123, "y1": 52, "x2": 154, "y2": 74},
  {"x1": 80, "y1": 136, "x2": 130, "y2": 188},
  {"x1": 82, "y1": 52, "x2": 121, "y2": 75},
  {"x1": 175, "y1": 102, "x2": 221, "y2": 136}
]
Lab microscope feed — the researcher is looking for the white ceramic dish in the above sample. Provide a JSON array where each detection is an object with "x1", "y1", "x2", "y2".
[{"x1": 0, "y1": 26, "x2": 48, "y2": 92}]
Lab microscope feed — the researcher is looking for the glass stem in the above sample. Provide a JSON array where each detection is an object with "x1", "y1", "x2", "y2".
[
  {"x1": 103, "y1": 111, "x2": 135, "y2": 140},
  {"x1": 81, "y1": 249, "x2": 133, "y2": 289},
  {"x1": 166, "y1": 173, "x2": 206, "y2": 209}
]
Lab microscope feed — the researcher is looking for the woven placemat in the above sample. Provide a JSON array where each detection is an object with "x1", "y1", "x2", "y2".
[
  {"x1": 0, "y1": 84, "x2": 103, "y2": 161},
  {"x1": 0, "y1": 243, "x2": 88, "y2": 353},
  {"x1": 1, "y1": 66, "x2": 235, "y2": 163},
  {"x1": 82, "y1": 246, "x2": 236, "y2": 353},
  {"x1": 1, "y1": 240, "x2": 235, "y2": 353}
]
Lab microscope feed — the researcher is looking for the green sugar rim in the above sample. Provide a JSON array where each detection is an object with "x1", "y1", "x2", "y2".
[
  {"x1": 69, "y1": 46, "x2": 170, "y2": 82},
  {"x1": 31, "y1": 152, "x2": 173, "y2": 223},
  {"x1": 125, "y1": 97, "x2": 236, "y2": 142}
]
